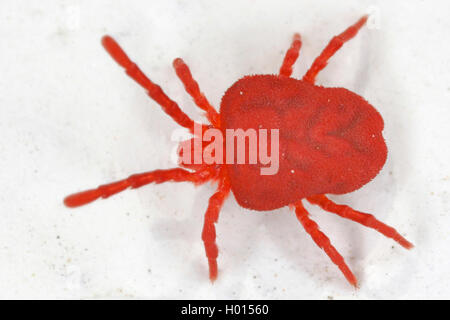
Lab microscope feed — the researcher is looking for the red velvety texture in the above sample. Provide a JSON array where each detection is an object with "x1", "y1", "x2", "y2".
[{"x1": 220, "y1": 75, "x2": 387, "y2": 211}]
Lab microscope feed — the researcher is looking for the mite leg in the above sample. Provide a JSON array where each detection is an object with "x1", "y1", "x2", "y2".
[
  {"x1": 102, "y1": 36, "x2": 197, "y2": 132},
  {"x1": 64, "y1": 167, "x2": 213, "y2": 208},
  {"x1": 173, "y1": 58, "x2": 220, "y2": 127},
  {"x1": 202, "y1": 173, "x2": 231, "y2": 281},
  {"x1": 294, "y1": 201, "x2": 358, "y2": 287},
  {"x1": 279, "y1": 33, "x2": 302, "y2": 77},
  {"x1": 307, "y1": 195, "x2": 414, "y2": 249},
  {"x1": 302, "y1": 15, "x2": 368, "y2": 84}
]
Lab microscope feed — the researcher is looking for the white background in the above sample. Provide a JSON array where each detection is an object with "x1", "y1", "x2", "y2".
[{"x1": 1, "y1": 0, "x2": 449, "y2": 299}]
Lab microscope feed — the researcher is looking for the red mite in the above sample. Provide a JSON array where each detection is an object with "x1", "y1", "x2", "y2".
[{"x1": 65, "y1": 15, "x2": 413, "y2": 287}]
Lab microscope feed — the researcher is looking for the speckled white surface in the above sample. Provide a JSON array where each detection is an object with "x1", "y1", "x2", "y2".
[{"x1": 1, "y1": 0, "x2": 449, "y2": 299}]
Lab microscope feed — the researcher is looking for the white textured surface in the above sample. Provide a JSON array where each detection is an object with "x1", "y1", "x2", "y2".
[{"x1": 0, "y1": 0, "x2": 449, "y2": 299}]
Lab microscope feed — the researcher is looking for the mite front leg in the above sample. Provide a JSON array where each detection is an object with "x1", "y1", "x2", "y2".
[
  {"x1": 201, "y1": 172, "x2": 231, "y2": 281},
  {"x1": 64, "y1": 167, "x2": 213, "y2": 208},
  {"x1": 302, "y1": 15, "x2": 368, "y2": 84},
  {"x1": 294, "y1": 201, "x2": 358, "y2": 287},
  {"x1": 173, "y1": 58, "x2": 220, "y2": 127},
  {"x1": 102, "y1": 36, "x2": 198, "y2": 132},
  {"x1": 279, "y1": 33, "x2": 302, "y2": 77},
  {"x1": 307, "y1": 194, "x2": 414, "y2": 249}
]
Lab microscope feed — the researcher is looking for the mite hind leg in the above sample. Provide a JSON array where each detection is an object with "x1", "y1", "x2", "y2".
[
  {"x1": 302, "y1": 15, "x2": 368, "y2": 84},
  {"x1": 307, "y1": 194, "x2": 413, "y2": 249},
  {"x1": 294, "y1": 201, "x2": 358, "y2": 287},
  {"x1": 279, "y1": 33, "x2": 302, "y2": 77}
]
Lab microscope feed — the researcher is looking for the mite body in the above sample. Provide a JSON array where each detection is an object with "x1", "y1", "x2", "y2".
[{"x1": 65, "y1": 15, "x2": 412, "y2": 287}]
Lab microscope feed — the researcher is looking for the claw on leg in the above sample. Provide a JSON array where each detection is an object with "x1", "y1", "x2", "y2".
[
  {"x1": 307, "y1": 194, "x2": 414, "y2": 249},
  {"x1": 201, "y1": 170, "x2": 231, "y2": 281},
  {"x1": 294, "y1": 201, "x2": 358, "y2": 287}
]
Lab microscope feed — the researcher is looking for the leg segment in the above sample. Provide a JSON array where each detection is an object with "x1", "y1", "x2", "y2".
[
  {"x1": 302, "y1": 15, "x2": 368, "y2": 84},
  {"x1": 102, "y1": 36, "x2": 196, "y2": 132},
  {"x1": 173, "y1": 58, "x2": 220, "y2": 127},
  {"x1": 279, "y1": 33, "x2": 302, "y2": 77},
  {"x1": 307, "y1": 195, "x2": 414, "y2": 249},
  {"x1": 64, "y1": 167, "x2": 213, "y2": 208},
  {"x1": 294, "y1": 201, "x2": 358, "y2": 287},
  {"x1": 202, "y1": 172, "x2": 231, "y2": 281}
]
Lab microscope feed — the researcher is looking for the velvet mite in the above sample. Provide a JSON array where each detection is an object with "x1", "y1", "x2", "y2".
[{"x1": 64, "y1": 15, "x2": 413, "y2": 287}]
